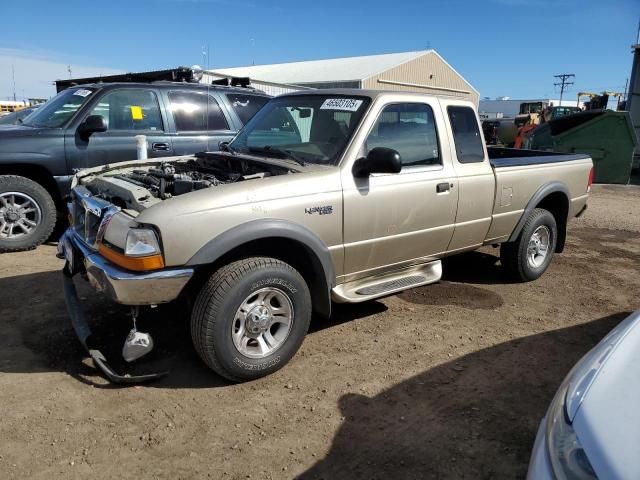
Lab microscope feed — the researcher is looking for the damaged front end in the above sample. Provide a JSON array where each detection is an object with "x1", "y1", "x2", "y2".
[
  {"x1": 60, "y1": 152, "x2": 300, "y2": 384},
  {"x1": 58, "y1": 186, "x2": 192, "y2": 384}
]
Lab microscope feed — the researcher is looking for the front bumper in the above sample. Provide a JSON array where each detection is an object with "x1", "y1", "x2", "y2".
[
  {"x1": 58, "y1": 227, "x2": 191, "y2": 383},
  {"x1": 58, "y1": 228, "x2": 193, "y2": 305}
]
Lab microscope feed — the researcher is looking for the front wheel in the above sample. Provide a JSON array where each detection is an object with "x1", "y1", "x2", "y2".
[
  {"x1": 191, "y1": 257, "x2": 312, "y2": 381},
  {"x1": 500, "y1": 208, "x2": 557, "y2": 282},
  {"x1": 0, "y1": 175, "x2": 57, "y2": 253}
]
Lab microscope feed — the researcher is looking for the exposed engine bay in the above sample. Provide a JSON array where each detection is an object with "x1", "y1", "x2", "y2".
[{"x1": 80, "y1": 152, "x2": 294, "y2": 212}]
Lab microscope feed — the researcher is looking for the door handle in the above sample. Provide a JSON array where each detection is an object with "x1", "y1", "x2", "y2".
[
  {"x1": 152, "y1": 142, "x2": 170, "y2": 151},
  {"x1": 436, "y1": 182, "x2": 451, "y2": 193}
]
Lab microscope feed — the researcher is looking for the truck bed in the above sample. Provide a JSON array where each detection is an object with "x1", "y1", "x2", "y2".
[{"x1": 488, "y1": 147, "x2": 590, "y2": 168}]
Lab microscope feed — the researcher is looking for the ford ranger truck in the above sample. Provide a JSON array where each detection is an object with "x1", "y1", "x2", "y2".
[{"x1": 58, "y1": 90, "x2": 593, "y2": 383}]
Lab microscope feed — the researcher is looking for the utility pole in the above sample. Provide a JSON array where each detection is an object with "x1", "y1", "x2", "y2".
[{"x1": 554, "y1": 73, "x2": 575, "y2": 104}]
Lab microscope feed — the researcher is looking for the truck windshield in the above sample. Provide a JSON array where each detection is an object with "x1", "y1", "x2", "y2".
[
  {"x1": 229, "y1": 95, "x2": 371, "y2": 166},
  {"x1": 22, "y1": 88, "x2": 96, "y2": 128}
]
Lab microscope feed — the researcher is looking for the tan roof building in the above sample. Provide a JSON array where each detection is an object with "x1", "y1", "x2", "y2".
[{"x1": 209, "y1": 50, "x2": 479, "y2": 104}]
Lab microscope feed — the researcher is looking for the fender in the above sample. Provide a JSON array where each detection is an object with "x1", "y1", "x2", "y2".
[
  {"x1": 186, "y1": 219, "x2": 336, "y2": 317},
  {"x1": 508, "y1": 181, "x2": 570, "y2": 250}
]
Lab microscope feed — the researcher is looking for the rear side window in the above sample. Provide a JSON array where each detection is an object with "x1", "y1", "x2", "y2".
[
  {"x1": 226, "y1": 94, "x2": 269, "y2": 125},
  {"x1": 447, "y1": 106, "x2": 484, "y2": 163},
  {"x1": 168, "y1": 91, "x2": 229, "y2": 132}
]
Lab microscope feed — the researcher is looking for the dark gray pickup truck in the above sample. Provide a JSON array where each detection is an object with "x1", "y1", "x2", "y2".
[{"x1": 0, "y1": 81, "x2": 270, "y2": 252}]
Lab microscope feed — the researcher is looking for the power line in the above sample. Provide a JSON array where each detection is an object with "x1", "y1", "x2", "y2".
[{"x1": 554, "y1": 73, "x2": 575, "y2": 104}]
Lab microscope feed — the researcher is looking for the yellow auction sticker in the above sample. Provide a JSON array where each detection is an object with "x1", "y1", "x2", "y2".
[{"x1": 130, "y1": 106, "x2": 144, "y2": 120}]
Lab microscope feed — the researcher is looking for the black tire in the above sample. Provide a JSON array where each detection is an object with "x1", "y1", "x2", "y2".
[
  {"x1": 191, "y1": 257, "x2": 312, "y2": 382},
  {"x1": 0, "y1": 175, "x2": 57, "y2": 253},
  {"x1": 500, "y1": 208, "x2": 557, "y2": 282}
]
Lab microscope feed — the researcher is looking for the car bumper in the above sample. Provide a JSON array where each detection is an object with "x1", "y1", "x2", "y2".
[
  {"x1": 58, "y1": 228, "x2": 193, "y2": 305},
  {"x1": 527, "y1": 417, "x2": 553, "y2": 480}
]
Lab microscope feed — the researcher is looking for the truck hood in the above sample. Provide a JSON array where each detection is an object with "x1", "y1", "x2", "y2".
[
  {"x1": 76, "y1": 152, "x2": 337, "y2": 215},
  {"x1": 0, "y1": 124, "x2": 52, "y2": 137}
]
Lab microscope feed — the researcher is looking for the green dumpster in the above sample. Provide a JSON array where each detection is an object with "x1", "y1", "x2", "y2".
[{"x1": 524, "y1": 110, "x2": 638, "y2": 184}]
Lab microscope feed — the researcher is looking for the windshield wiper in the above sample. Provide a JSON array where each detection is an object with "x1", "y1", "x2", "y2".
[{"x1": 248, "y1": 146, "x2": 306, "y2": 167}]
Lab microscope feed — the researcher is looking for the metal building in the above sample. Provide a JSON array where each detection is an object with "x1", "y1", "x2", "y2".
[{"x1": 207, "y1": 50, "x2": 479, "y2": 104}]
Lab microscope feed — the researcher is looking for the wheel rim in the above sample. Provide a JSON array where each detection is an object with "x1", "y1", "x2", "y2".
[
  {"x1": 0, "y1": 192, "x2": 42, "y2": 239},
  {"x1": 232, "y1": 287, "x2": 294, "y2": 359},
  {"x1": 527, "y1": 225, "x2": 551, "y2": 269}
]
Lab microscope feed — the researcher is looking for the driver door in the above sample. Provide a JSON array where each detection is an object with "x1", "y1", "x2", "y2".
[
  {"x1": 341, "y1": 100, "x2": 458, "y2": 281},
  {"x1": 66, "y1": 88, "x2": 174, "y2": 170}
]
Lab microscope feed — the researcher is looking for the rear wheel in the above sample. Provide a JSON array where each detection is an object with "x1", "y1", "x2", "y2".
[
  {"x1": 191, "y1": 257, "x2": 312, "y2": 381},
  {"x1": 500, "y1": 208, "x2": 557, "y2": 282},
  {"x1": 0, "y1": 175, "x2": 56, "y2": 253}
]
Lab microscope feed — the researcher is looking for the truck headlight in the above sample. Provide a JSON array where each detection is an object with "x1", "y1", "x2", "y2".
[
  {"x1": 98, "y1": 227, "x2": 165, "y2": 272},
  {"x1": 546, "y1": 386, "x2": 597, "y2": 480},
  {"x1": 125, "y1": 228, "x2": 161, "y2": 257}
]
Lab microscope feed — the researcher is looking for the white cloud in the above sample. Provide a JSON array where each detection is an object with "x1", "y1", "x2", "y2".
[{"x1": 0, "y1": 48, "x2": 123, "y2": 101}]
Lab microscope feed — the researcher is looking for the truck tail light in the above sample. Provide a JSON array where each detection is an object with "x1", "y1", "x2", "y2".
[{"x1": 587, "y1": 167, "x2": 594, "y2": 192}]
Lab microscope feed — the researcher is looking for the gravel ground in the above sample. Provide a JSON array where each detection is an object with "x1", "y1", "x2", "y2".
[{"x1": 0, "y1": 184, "x2": 638, "y2": 480}]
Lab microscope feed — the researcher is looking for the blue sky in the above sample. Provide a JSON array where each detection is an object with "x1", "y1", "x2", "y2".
[{"x1": 1, "y1": 0, "x2": 639, "y2": 101}]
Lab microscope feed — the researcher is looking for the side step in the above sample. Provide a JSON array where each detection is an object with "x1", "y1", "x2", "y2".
[{"x1": 332, "y1": 260, "x2": 442, "y2": 303}]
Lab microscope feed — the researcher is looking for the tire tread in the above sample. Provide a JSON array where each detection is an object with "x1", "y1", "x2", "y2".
[{"x1": 191, "y1": 257, "x2": 297, "y2": 382}]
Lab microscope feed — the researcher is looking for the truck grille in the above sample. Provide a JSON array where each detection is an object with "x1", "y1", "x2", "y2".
[{"x1": 70, "y1": 186, "x2": 118, "y2": 248}]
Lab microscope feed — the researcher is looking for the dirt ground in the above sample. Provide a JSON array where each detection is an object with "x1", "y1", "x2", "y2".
[{"x1": 1, "y1": 184, "x2": 639, "y2": 480}]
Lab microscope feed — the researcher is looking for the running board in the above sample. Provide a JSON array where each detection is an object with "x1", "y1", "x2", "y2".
[{"x1": 331, "y1": 260, "x2": 442, "y2": 303}]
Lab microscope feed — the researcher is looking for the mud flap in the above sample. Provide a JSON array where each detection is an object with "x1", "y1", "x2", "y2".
[{"x1": 62, "y1": 271, "x2": 168, "y2": 384}]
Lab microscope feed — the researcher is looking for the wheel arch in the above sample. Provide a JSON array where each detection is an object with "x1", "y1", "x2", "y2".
[
  {"x1": 186, "y1": 219, "x2": 336, "y2": 319},
  {"x1": 0, "y1": 164, "x2": 62, "y2": 209},
  {"x1": 508, "y1": 181, "x2": 570, "y2": 252}
]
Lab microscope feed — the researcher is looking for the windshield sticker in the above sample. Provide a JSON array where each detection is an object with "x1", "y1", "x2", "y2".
[
  {"x1": 73, "y1": 89, "x2": 93, "y2": 97},
  {"x1": 320, "y1": 98, "x2": 363, "y2": 111}
]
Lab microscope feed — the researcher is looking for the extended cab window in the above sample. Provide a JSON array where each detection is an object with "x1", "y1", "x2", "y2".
[
  {"x1": 226, "y1": 93, "x2": 269, "y2": 125},
  {"x1": 366, "y1": 103, "x2": 440, "y2": 167},
  {"x1": 169, "y1": 91, "x2": 229, "y2": 131},
  {"x1": 89, "y1": 89, "x2": 163, "y2": 131},
  {"x1": 447, "y1": 106, "x2": 484, "y2": 163}
]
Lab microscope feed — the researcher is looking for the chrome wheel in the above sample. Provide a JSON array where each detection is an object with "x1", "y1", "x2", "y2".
[
  {"x1": 0, "y1": 192, "x2": 42, "y2": 239},
  {"x1": 232, "y1": 287, "x2": 294, "y2": 359},
  {"x1": 527, "y1": 225, "x2": 550, "y2": 268}
]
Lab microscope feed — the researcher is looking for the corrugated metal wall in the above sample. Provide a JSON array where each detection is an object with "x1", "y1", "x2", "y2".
[{"x1": 362, "y1": 52, "x2": 479, "y2": 105}]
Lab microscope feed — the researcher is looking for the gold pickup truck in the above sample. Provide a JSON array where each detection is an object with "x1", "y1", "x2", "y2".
[{"x1": 58, "y1": 90, "x2": 593, "y2": 383}]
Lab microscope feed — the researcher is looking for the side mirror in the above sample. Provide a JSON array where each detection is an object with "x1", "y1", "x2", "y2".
[
  {"x1": 78, "y1": 115, "x2": 107, "y2": 139},
  {"x1": 352, "y1": 147, "x2": 402, "y2": 177}
]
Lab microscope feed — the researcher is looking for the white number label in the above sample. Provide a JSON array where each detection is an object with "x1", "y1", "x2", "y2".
[{"x1": 320, "y1": 98, "x2": 363, "y2": 111}]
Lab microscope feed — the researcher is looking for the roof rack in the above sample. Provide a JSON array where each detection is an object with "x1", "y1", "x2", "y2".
[{"x1": 54, "y1": 67, "x2": 256, "y2": 93}]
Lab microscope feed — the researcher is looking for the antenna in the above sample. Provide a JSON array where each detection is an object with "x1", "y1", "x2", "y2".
[
  {"x1": 203, "y1": 44, "x2": 211, "y2": 152},
  {"x1": 11, "y1": 64, "x2": 16, "y2": 102}
]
